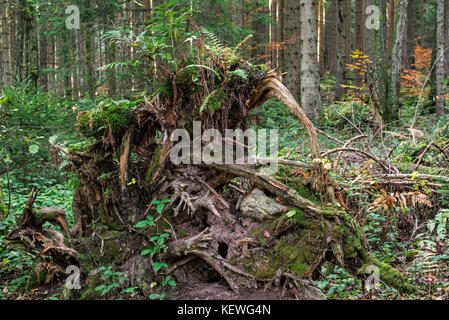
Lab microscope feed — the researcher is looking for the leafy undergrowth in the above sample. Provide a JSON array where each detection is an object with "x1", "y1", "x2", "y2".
[{"x1": 252, "y1": 79, "x2": 449, "y2": 299}]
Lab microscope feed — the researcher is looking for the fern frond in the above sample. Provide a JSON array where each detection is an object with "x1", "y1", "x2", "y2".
[{"x1": 228, "y1": 69, "x2": 248, "y2": 81}]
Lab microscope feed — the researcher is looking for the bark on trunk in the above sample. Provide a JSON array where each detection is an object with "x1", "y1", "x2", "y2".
[
  {"x1": 436, "y1": 0, "x2": 447, "y2": 116},
  {"x1": 391, "y1": 0, "x2": 409, "y2": 119},
  {"x1": 299, "y1": 0, "x2": 322, "y2": 122}
]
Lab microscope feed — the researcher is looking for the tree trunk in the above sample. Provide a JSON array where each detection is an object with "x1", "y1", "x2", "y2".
[
  {"x1": 386, "y1": 0, "x2": 396, "y2": 66},
  {"x1": 355, "y1": 0, "x2": 365, "y2": 87},
  {"x1": 436, "y1": 0, "x2": 446, "y2": 116},
  {"x1": 344, "y1": 0, "x2": 352, "y2": 65},
  {"x1": 373, "y1": 0, "x2": 389, "y2": 122},
  {"x1": 39, "y1": 23, "x2": 49, "y2": 91},
  {"x1": 318, "y1": 0, "x2": 325, "y2": 74},
  {"x1": 405, "y1": 0, "x2": 416, "y2": 70},
  {"x1": 300, "y1": 0, "x2": 322, "y2": 122},
  {"x1": 391, "y1": 0, "x2": 409, "y2": 119},
  {"x1": 336, "y1": 0, "x2": 347, "y2": 99},
  {"x1": 328, "y1": 0, "x2": 338, "y2": 74},
  {"x1": 281, "y1": 0, "x2": 301, "y2": 102},
  {"x1": 445, "y1": 0, "x2": 449, "y2": 76}
]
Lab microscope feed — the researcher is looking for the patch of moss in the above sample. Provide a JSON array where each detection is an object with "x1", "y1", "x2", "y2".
[
  {"x1": 98, "y1": 203, "x2": 125, "y2": 231},
  {"x1": 158, "y1": 78, "x2": 173, "y2": 99},
  {"x1": 374, "y1": 260, "x2": 417, "y2": 294},
  {"x1": 77, "y1": 102, "x2": 132, "y2": 139},
  {"x1": 176, "y1": 67, "x2": 200, "y2": 90},
  {"x1": 145, "y1": 145, "x2": 162, "y2": 190}
]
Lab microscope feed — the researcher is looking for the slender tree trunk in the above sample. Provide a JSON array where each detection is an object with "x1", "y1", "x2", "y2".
[
  {"x1": 270, "y1": 0, "x2": 279, "y2": 69},
  {"x1": 0, "y1": 1, "x2": 5, "y2": 87},
  {"x1": 39, "y1": 23, "x2": 48, "y2": 91},
  {"x1": 436, "y1": 0, "x2": 447, "y2": 116},
  {"x1": 373, "y1": 0, "x2": 389, "y2": 121},
  {"x1": 386, "y1": 0, "x2": 396, "y2": 66},
  {"x1": 9, "y1": 7, "x2": 16, "y2": 80},
  {"x1": 329, "y1": 0, "x2": 338, "y2": 74},
  {"x1": 15, "y1": 0, "x2": 25, "y2": 82},
  {"x1": 355, "y1": 0, "x2": 365, "y2": 87},
  {"x1": 391, "y1": 0, "x2": 409, "y2": 119},
  {"x1": 282, "y1": 0, "x2": 301, "y2": 103},
  {"x1": 318, "y1": 0, "x2": 325, "y2": 74},
  {"x1": 300, "y1": 0, "x2": 322, "y2": 122},
  {"x1": 336, "y1": 0, "x2": 347, "y2": 99},
  {"x1": 365, "y1": 0, "x2": 374, "y2": 60},
  {"x1": 420, "y1": 0, "x2": 424, "y2": 46},
  {"x1": 406, "y1": 0, "x2": 416, "y2": 70},
  {"x1": 445, "y1": 0, "x2": 449, "y2": 77},
  {"x1": 344, "y1": 0, "x2": 352, "y2": 64},
  {"x1": 48, "y1": 34, "x2": 55, "y2": 90}
]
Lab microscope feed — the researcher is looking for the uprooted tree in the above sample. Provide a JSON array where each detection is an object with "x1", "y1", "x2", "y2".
[{"x1": 6, "y1": 51, "x2": 419, "y2": 298}]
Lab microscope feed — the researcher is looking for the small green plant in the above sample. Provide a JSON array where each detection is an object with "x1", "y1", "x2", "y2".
[
  {"x1": 94, "y1": 266, "x2": 128, "y2": 297},
  {"x1": 141, "y1": 233, "x2": 170, "y2": 257},
  {"x1": 152, "y1": 199, "x2": 171, "y2": 215},
  {"x1": 149, "y1": 293, "x2": 166, "y2": 300},
  {"x1": 135, "y1": 215, "x2": 154, "y2": 228},
  {"x1": 162, "y1": 275, "x2": 176, "y2": 287}
]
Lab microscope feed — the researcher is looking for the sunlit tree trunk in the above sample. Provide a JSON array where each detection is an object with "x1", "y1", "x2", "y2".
[{"x1": 318, "y1": 0, "x2": 325, "y2": 74}]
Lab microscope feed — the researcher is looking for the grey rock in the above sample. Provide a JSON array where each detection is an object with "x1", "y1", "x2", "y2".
[{"x1": 240, "y1": 189, "x2": 287, "y2": 221}]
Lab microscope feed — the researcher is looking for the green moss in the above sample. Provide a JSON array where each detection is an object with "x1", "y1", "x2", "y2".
[
  {"x1": 77, "y1": 102, "x2": 132, "y2": 138},
  {"x1": 248, "y1": 219, "x2": 276, "y2": 246},
  {"x1": 374, "y1": 260, "x2": 417, "y2": 294},
  {"x1": 176, "y1": 67, "x2": 199, "y2": 90},
  {"x1": 98, "y1": 203, "x2": 124, "y2": 231},
  {"x1": 242, "y1": 253, "x2": 280, "y2": 279},
  {"x1": 145, "y1": 145, "x2": 162, "y2": 190},
  {"x1": 244, "y1": 218, "x2": 325, "y2": 280},
  {"x1": 158, "y1": 78, "x2": 173, "y2": 99}
]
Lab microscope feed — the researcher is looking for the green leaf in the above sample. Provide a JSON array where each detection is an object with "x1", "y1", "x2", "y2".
[
  {"x1": 286, "y1": 209, "x2": 296, "y2": 218},
  {"x1": 29, "y1": 144, "x2": 39, "y2": 154},
  {"x1": 95, "y1": 284, "x2": 106, "y2": 291},
  {"x1": 168, "y1": 280, "x2": 176, "y2": 286},
  {"x1": 153, "y1": 262, "x2": 168, "y2": 272},
  {"x1": 47, "y1": 296, "x2": 59, "y2": 300},
  {"x1": 141, "y1": 249, "x2": 152, "y2": 256}
]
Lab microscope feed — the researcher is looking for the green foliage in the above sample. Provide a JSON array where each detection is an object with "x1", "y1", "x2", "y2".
[
  {"x1": 0, "y1": 82, "x2": 86, "y2": 185},
  {"x1": 94, "y1": 266, "x2": 129, "y2": 297}
]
